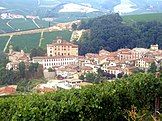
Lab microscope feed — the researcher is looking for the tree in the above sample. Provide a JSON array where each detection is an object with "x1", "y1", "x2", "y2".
[
  {"x1": 85, "y1": 72, "x2": 97, "y2": 83},
  {"x1": 148, "y1": 62, "x2": 157, "y2": 73},
  {"x1": 17, "y1": 79, "x2": 29, "y2": 92},
  {"x1": 79, "y1": 74, "x2": 85, "y2": 80},
  {"x1": 77, "y1": 14, "x2": 162, "y2": 55},
  {"x1": 19, "y1": 62, "x2": 26, "y2": 78},
  {"x1": 71, "y1": 23, "x2": 77, "y2": 31},
  {"x1": 48, "y1": 67, "x2": 55, "y2": 72},
  {"x1": 30, "y1": 47, "x2": 46, "y2": 59},
  {"x1": 0, "y1": 52, "x2": 9, "y2": 67}
]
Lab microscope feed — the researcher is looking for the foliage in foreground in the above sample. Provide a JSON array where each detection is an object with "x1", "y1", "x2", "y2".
[{"x1": 0, "y1": 73, "x2": 161, "y2": 121}]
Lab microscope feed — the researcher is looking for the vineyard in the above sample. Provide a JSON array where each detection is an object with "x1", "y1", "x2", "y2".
[
  {"x1": 41, "y1": 30, "x2": 73, "y2": 48},
  {"x1": 0, "y1": 36, "x2": 9, "y2": 51},
  {"x1": 0, "y1": 73, "x2": 161, "y2": 120},
  {"x1": 10, "y1": 33, "x2": 41, "y2": 52},
  {"x1": 122, "y1": 13, "x2": 162, "y2": 25},
  {"x1": 0, "y1": 18, "x2": 55, "y2": 33},
  {"x1": 0, "y1": 30, "x2": 72, "y2": 52}
]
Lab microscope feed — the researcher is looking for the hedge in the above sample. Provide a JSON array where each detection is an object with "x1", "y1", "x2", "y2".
[{"x1": 0, "y1": 73, "x2": 161, "y2": 121}]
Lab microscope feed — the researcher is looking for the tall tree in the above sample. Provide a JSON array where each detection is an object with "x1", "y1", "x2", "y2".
[
  {"x1": 148, "y1": 62, "x2": 157, "y2": 73},
  {"x1": 19, "y1": 62, "x2": 26, "y2": 78},
  {"x1": 30, "y1": 47, "x2": 46, "y2": 59}
]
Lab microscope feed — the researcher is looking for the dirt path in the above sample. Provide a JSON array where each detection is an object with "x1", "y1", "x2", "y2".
[
  {"x1": 39, "y1": 30, "x2": 44, "y2": 47},
  {"x1": 6, "y1": 20, "x2": 15, "y2": 30},
  {"x1": 0, "y1": 26, "x2": 61, "y2": 37},
  {"x1": 32, "y1": 19, "x2": 40, "y2": 28},
  {"x1": 3, "y1": 35, "x2": 13, "y2": 52}
]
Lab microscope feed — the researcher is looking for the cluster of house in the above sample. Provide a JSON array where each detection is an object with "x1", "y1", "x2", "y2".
[
  {"x1": 6, "y1": 45, "x2": 30, "y2": 70},
  {"x1": 5, "y1": 37, "x2": 162, "y2": 94},
  {"x1": 32, "y1": 37, "x2": 162, "y2": 79},
  {"x1": 0, "y1": 13, "x2": 40, "y2": 20}
]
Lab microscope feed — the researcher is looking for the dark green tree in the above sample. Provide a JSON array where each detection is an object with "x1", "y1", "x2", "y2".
[
  {"x1": 148, "y1": 62, "x2": 157, "y2": 73},
  {"x1": 71, "y1": 23, "x2": 77, "y2": 31},
  {"x1": 19, "y1": 62, "x2": 26, "y2": 78},
  {"x1": 30, "y1": 47, "x2": 46, "y2": 59}
]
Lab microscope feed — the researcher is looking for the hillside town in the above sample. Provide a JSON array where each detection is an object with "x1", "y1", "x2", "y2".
[{"x1": 1, "y1": 36, "x2": 162, "y2": 95}]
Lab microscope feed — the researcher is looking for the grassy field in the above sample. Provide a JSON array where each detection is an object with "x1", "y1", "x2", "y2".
[
  {"x1": 122, "y1": 13, "x2": 162, "y2": 24},
  {"x1": 0, "y1": 36, "x2": 9, "y2": 51},
  {"x1": 41, "y1": 30, "x2": 72, "y2": 48},
  {"x1": 10, "y1": 33, "x2": 41, "y2": 52}
]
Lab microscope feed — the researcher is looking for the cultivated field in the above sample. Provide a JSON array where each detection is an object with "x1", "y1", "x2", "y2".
[{"x1": 122, "y1": 13, "x2": 162, "y2": 24}]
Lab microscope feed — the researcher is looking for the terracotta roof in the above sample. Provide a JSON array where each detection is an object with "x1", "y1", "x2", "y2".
[
  {"x1": 47, "y1": 39, "x2": 78, "y2": 48},
  {"x1": 85, "y1": 53, "x2": 99, "y2": 58},
  {"x1": 139, "y1": 57, "x2": 155, "y2": 63},
  {"x1": 37, "y1": 87, "x2": 56, "y2": 93},
  {"x1": 0, "y1": 85, "x2": 17, "y2": 95},
  {"x1": 143, "y1": 58, "x2": 155, "y2": 63},
  {"x1": 81, "y1": 66, "x2": 93, "y2": 71}
]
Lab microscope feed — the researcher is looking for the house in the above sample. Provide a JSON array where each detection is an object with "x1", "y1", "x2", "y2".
[
  {"x1": 55, "y1": 65, "x2": 78, "y2": 78},
  {"x1": 99, "y1": 49, "x2": 110, "y2": 56},
  {"x1": 6, "y1": 45, "x2": 30, "y2": 70},
  {"x1": 80, "y1": 66, "x2": 93, "y2": 74},
  {"x1": 106, "y1": 66, "x2": 123, "y2": 78},
  {"x1": 33, "y1": 55, "x2": 78, "y2": 69},
  {"x1": 0, "y1": 85, "x2": 17, "y2": 96},
  {"x1": 1, "y1": 13, "x2": 24, "y2": 19},
  {"x1": 57, "y1": 79, "x2": 83, "y2": 90},
  {"x1": 26, "y1": 15, "x2": 39, "y2": 19},
  {"x1": 135, "y1": 57, "x2": 155, "y2": 69}
]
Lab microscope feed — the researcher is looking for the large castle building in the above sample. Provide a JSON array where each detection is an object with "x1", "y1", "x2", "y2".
[
  {"x1": 33, "y1": 37, "x2": 79, "y2": 69},
  {"x1": 47, "y1": 37, "x2": 78, "y2": 57}
]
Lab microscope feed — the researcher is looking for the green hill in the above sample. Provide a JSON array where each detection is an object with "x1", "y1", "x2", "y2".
[{"x1": 122, "y1": 13, "x2": 162, "y2": 25}]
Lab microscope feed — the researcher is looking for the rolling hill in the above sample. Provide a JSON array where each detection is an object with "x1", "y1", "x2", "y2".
[{"x1": 0, "y1": 13, "x2": 161, "y2": 53}]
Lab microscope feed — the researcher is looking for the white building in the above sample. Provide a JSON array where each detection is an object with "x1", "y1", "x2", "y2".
[{"x1": 33, "y1": 56, "x2": 78, "y2": 69}]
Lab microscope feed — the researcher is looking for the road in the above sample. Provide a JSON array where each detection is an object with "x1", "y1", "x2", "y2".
[
  {"x1": 3, "y1": 35, "x2": 13, "y2": 52},
  {"x1": 0, "y1": 26, "x2": 62, "y2": 37}
]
